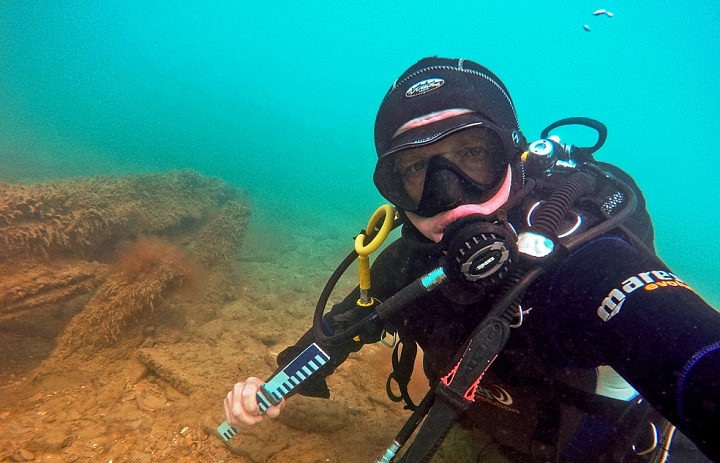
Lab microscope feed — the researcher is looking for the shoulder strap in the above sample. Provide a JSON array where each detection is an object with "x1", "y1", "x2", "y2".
[
  {"x1": 554, "y1": 379, "x2": 659, "y2": 463},
  {"x1": 531, "y1": 386, "x2": 562, "y2": 461},
  {"x1": 386, "y1": 337, "x2": 419, "y2": 411}
]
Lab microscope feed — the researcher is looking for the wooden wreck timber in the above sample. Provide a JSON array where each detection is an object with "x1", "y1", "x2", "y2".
[{"x1": 0, "y1": 170, "x2": 251, "y2": 356}]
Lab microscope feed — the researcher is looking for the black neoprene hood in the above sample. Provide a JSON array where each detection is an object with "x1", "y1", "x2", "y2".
[
  {"x1": 372, "y1": 57, "x2": 526, "y2": 211},
  {"x1": 374, "y1": 57, "x2": 521, "y2": 158}
]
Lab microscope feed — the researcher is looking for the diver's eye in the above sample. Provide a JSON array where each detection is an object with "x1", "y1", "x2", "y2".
[
  {"x1": 408, "y1": 159, "x2": 428, "y2": 173},
  {"x1": 464, "y1": 147, "x2": 488, "y2": 159},
  {"x1": 401, "y1": 159, "x2": 428, "y2": 183}
]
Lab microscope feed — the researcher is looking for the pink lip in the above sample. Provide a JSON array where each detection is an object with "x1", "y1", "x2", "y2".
[{"x1": 435, "y1": 204, "x2": 499, "y2": 232}]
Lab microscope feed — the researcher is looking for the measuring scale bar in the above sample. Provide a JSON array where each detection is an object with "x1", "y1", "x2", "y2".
[{"x1": 217, "y1": 343, "x2": 330, "y2": 442}]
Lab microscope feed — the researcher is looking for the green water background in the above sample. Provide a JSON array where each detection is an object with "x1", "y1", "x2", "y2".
[{"x1": 1, "y1": 1, "x2": 718, "y2": 306}]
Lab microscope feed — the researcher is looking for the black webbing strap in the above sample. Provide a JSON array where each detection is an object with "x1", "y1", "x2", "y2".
[
  {"x1": 531, "y1": 396, "x2": 561, "y2": 461},
  {"x1": 387, "y1": 338, "x2": 419, "y2": 411},
  {"x1": 388, "y1": 266, "x2": 544, "y2": 462},
  {"x1": 400, "y1": 317, "x2": 512, "y2": 462},
  {"x1": 553, "y1": 379, "x2": 653, "y2": 463}
]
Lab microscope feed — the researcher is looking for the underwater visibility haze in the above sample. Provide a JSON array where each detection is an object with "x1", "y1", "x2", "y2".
[
  {"x1": 2, "y1": 2, "x2": 717, "y2": 303},
  {"x1": 0, "y1": 1, "x2": 719, "y2": 461}
]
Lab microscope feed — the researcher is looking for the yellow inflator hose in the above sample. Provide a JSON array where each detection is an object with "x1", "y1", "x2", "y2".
[{"x1": 354, "y1": 204, "x2": 396, "y2": 306}]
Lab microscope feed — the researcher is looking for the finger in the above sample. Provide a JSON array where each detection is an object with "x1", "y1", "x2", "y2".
[
  {"x1": 241, "y1": 381, "x2": 262, "y2": 417},
  {"x1": 244, "y1": 376, "x2": 264, "y2": 388},
  {"x1": 223, "y1": 395, "x2": 236, "y2": 424},
  {"x1": 264, "y1": 397, "x2": 285, "y2": 419},
  {"x1": 224, "y1": 386, "x2": 238, "y2": 416},
  {"x1": 224, "y1": 382, "x2": 263, "y2": 427}
]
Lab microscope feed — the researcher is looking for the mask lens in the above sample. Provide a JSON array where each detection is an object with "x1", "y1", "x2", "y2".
[{"x1": 394, "y1": 127, "x2": 505, "y2": 207}]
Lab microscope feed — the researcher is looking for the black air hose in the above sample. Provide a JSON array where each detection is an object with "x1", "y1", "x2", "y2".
[
  {"x1": 532, "y1": 172, "x2": 595, "y2": 236},
  {"x1": 564, "y1": 164, "x2": 638, "y2": 252}
]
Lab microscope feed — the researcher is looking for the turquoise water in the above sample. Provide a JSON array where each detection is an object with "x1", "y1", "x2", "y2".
[{"x1": 1, "y1": 1, "x2": 718, "y2": 305}]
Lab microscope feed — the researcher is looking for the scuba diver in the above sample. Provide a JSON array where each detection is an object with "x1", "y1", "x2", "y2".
[{"x1": 223, "y1": 57, "x2": 720, "y2": 462}]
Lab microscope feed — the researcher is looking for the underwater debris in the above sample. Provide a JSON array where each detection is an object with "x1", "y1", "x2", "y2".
[
  {"x1": 192, "y1": 200, "x2": 251, "y2": 270},
  {"x1": 0, "y1": 260, "x2": 108, "y2": 324},
  {"x1": 0, "y1": 170, "x2": 239, "y2": 260},
  {"x1": 584, "y1": 25, "x2": 591, "y2": 32},
  {"x1": 136, "y1": 347, "x2": 196, "y2": 395},
  {"x1": 53, "y1": 238, "x2": 200, "y2": 356},
  {"x1": 191, "y1": 200, "x2": 251, "y2": 300},
  {"x1": 0, "y1": 170, "x2": 252, "y2": 358},
  {"x1": 593, "y1": 9, "x2": 613, "y2": 17}
]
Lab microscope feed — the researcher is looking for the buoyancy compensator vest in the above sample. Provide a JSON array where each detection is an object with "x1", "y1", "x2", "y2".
[{"x1": 382, "y1": 119, "x2": 709, "y2": 463}]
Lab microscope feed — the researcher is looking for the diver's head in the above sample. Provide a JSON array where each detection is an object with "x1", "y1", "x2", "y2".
[{"x1": 373, "y1": 57, "x2": 527, "y2": 240}]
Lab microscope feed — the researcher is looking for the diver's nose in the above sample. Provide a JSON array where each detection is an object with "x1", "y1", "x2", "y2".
[{"x1": 417, "y1": 159, "x2": 469, "y2": 215}]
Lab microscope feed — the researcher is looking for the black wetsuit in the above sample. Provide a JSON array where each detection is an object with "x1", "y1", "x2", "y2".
[{"x1": 278, "y1": 183, "x2": 720, "y2": 462}]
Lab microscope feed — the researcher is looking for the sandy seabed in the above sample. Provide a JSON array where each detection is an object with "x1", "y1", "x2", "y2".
[{"x1": 0, "y1": 211, "x2": 427, "y2": 463}]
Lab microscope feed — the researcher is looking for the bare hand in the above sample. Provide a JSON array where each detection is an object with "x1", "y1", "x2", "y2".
[{"x1": 223, "y1": 377, "x2": 285, "y2": 428}]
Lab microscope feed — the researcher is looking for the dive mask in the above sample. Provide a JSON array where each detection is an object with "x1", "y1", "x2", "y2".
[{"x1": 374, "y1": 121, "x2": 522, "y2": 217}]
